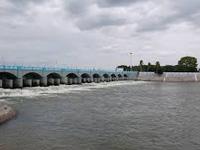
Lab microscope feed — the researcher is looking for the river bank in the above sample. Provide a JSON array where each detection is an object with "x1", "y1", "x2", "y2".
[
  {"x1": 0, "y1": 102, "x2": 16, "y2": 124},
  {"x1": 137, "y1": 72, "x2": 200, "y2": 82}
]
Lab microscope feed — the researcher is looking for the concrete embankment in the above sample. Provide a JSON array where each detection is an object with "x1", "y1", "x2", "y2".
[
  {"x1": 0, "y1": 102, "x2": 16, "y2": 124},
  {"x1": 137, "y1": 72, "x2": 200, "y2": 82}
]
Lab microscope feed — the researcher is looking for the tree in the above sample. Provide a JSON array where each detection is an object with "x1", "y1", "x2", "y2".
[
  {"x1": 155, "y1": 61, "x2": 163, "y2": 75},
  {"x1": 163, "y1": 65, "x2": 175, "y2": 72},
  {"x1": 116, "y1": 65, "x2": 129, "y2": 71},
  {"x1": 178, "y1": 56, "x2": 198, "y2": 72},
  {"x1": 117, "y1": 56, "x2": 198, "y2": 73},
  {"x1": 139, "y1": 60, "x2": 144, "y2": 72},
  {"x1": 155, "y1": 61, "x2": 160, "y2": 73},
  {"x1": 147, "y1": 62, "x2": 151, "y2": 72}
]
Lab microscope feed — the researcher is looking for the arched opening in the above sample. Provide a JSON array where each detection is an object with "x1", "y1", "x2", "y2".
[
  {"x1": 93, "y1": 74, "x2": 101, "y2": 83},
  {"x1": 124, "y1": 74, "x2": 128, "y2": 80},
  {"x1": 111, "y1": 74, "x2": 117, "y2": 81},
  {"x1": 0, "y1": 72, "x2": 17, "y2": 80},
  {"x1": 103, "y1": 74, "x2": 109, "y2": 78},
  {"x1": 23, "y1": 72, "x2": 42, "y2": 79},
  {"x1": 47, "y1": 73, "x2": 62, "y2": 86},
  {"x1": 47, "y1": 73, "x2": 61, "y2": 79},
  {"x1": 118, "y1": 74, "x2": 122, "y2": 77},
  {"x1": 67, "y1": 73, "x2": 78, "y2": 78},
  {"x1": 23, "y1": 72, "x2": 42, "y2": 87},
  {"x1": 103, "y1": 74, "x2": 110, "y2": 82},
  {"x1": 93, "y1": 74, "x2": 100, "y2": 78},
  {"x1": 81, "y1": 73, "x2": 91, "y2": 83},
  {"x1": 118, "y1": 74, "x2": 123, "y2": 80},
  {"x1": 0, "y1": 72, "x2": 17, "y2": 88},
  {"x1": 67, "y1": 73, "x2": 79, "y2": 85}
]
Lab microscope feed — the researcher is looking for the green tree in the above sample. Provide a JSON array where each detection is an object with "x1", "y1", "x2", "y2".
[
  {"x1": 155, "y1": 61, "x2": 160, "y2": 73},
  {"x1": 139, "y1": 60, "x2": 144, "y2": 72},
  {"x1": 116, "y1": 65, "x2": 128, "y2": 71},
  {"x1": 147, "y1": 62, "x2": 151, "y2": 72},
  {"x1": 178, "y1": 56, "x2": 198, "y2": 72},
  {"x1": 155, "y1": 61, "x2": 163, "y2": 75},
  {"x1": 163, "y1": 65, "x2": 175, "y2": 72}
]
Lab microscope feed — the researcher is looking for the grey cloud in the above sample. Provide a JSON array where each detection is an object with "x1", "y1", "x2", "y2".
[
  {"x1": 67, "y1": 1, "x2": 86, "y2": 15},
  {"x1": 8, "y1": 0, "x2": 46, "y2": 6},
  {"x1": 0, "y1": 0, "x2": 46, "y2": 19},
  {"x1": 136, "y1": 0, "x2": 200, "y2": 32},
  {"x1": 136, "y1": 14, "x2": 177, "y2": 32},
  {"x1": 66, "y1": 0, "x2": 93, "y2": 15},
  {"x1": 1, "y1": 0, "x2": 200, "y2": 69},
  {"x1": 76, "y1": 14, "x2": 126, "y2": 30},
  {"x1": 97, "y1": 0, "x2": 144, "y2": 7},
  {"x1": 0, "y1": 0, "x2": 48, "y2": 29}
]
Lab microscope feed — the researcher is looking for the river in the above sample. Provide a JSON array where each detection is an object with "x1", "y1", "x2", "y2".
[{"x1": 0, "y1": 81, "x2": 200, "y2": 150}]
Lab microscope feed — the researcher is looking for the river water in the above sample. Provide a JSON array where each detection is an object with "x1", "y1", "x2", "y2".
[{"x1": 0, "y1": 81, "x2": 200, "y2": 150}]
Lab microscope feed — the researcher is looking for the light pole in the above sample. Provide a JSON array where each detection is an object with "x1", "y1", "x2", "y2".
[{"x1": 130, "y1": 52, "x2": 132, "y2": 70}]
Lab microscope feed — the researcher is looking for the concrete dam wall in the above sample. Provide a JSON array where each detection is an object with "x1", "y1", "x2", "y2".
[
  {"x1": 0, "y1": 65, "x2": 138, "y2": 89},
  {"x1": 137, "y1": 72, "x2": 200, "y2": 82}
]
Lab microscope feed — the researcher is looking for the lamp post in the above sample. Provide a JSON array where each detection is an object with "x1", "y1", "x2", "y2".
[{"x1": 130, "y1": 52, "x2": 132, "y2": 71}]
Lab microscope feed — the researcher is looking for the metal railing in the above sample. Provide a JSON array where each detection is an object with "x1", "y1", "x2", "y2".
[{"x1": 0, "y1": 65, "x2": 136, "y2": 75}]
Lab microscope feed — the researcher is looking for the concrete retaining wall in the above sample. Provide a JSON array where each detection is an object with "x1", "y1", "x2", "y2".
[
  {"x1": 137, "y1": 72, "x2": 200, "y2": 82},
  {"x1": 0, "y1": 102, "x2": 16, "y2": 124}
]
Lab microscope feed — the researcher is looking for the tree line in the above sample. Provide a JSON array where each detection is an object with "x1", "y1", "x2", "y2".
[{"x1": 117, "y1": 56, "x2": 198, "y2": 74}]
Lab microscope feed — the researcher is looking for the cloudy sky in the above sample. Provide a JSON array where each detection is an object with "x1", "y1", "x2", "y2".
[{"x1": 1, "y1": 0, "x2": 200, "y2": 69}]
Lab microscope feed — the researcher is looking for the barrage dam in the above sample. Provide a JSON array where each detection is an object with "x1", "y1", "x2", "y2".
[{"x1": 0, "y1": 65, "x2": 138, "y2": 88}]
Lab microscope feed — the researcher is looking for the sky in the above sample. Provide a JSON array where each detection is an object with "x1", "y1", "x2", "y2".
[{"x1": 0, "y1": 0, "x2": 200, "y2": 69}]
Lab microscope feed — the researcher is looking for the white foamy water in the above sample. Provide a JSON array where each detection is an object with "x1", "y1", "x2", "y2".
[{"x1": 0, "y1": 81, "x2": 145, "y2": 99}]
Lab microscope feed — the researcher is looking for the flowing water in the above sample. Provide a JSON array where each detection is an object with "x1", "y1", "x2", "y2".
[{"x1": 1, "y1": 81, "x2": 200, "y2": 150}]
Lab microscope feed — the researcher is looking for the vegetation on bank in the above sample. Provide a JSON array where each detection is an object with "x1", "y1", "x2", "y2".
[{"x1": 117, "y1": 56, "x2": 198, "y2": 75}]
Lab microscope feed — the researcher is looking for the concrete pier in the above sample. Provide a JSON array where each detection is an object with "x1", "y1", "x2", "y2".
[
  {"x1": 118, "y1": 77, "x2": 123, "y2": 80},
  {"x1": 97, "y1": 78, "x2": 101, "y2": 83},
  {"x1": 87, "y1": 78, "x2": 91, "y2": 83},
  {"x1": 90, "y1": 78, "x2": 94, "y2": 83},
  {"x1": 82, "y1": 78, "x2": 87, "y2": 83},
  {"x1": 40, "y1": 77, "x2": 47, "y2": 87},
  {"x1": 93, "y1": 78, "x2": 100, "y2": 83},
  {"x1": 68, "y1": 78, "x2": 73, "y2": 85},
  {"x1": 14, "y1": 78, "x2": 23, "y2": 88},
  {"x1": 100, "y1": 77, "x2": 104, "y2": 82},
  {"x1": 0, "y1": 80, "x2": 2, "y2": 88},
  {"x1": 48, "y1": 78, "x2": 54, "y2": 86},
  {"x1": 77, "y1": 77, "x2": 82, "y2": 84},
  {"x1": 23, "y1": 79, "x2": 32, "y2": 87},
  {"x1": 54, "y1": 79, "x2": 60, "y2": 86},
  {"x1": 93, "y1": 78, "x2": 97, "y2": 83},
  {"x1": 61, "y1": 77, "x2": 67, "y2": 84}
]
